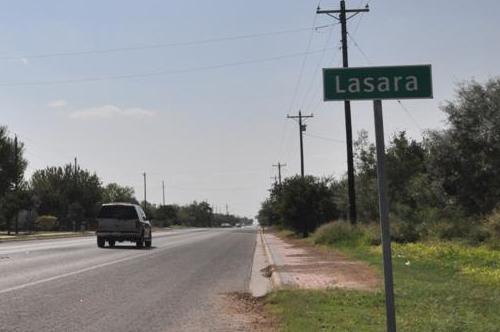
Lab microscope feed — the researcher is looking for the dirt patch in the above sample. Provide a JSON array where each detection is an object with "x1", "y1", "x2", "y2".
[
  {"x1": 222, "y1": 292, "x2": 279, "y2": 332},
  {"x1": 265, "y1": 231, "x2": 381, "y2": 291}
]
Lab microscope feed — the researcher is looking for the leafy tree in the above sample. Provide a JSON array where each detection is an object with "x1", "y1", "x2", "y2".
[
  {"x1": 274, "y1": 176, "x2": 339, "y2": 237},
  {"x1": 184, "y1": 201, "x2": 213, "y2": 227},
  {"x1": 102, "y1": 183, "x2": 137, "y2": 204},
  {"x1": 0, "y1": 127, "x2": 28, "y2": 232},
  {"x1": 30, "y1": 164, "x2": 102, "y2": 229},
  {"x1": 257, "y1": 198, "x2": 281, "y2": 227},
  {"x1": 426, "y1": 79, "x2": 500, "y2": 215},
  {"x1": 153, "y1": 204, "x2": 179, "y2": 226},
  {"x1": 0, "y1": 127, "x2": 27, "y2": 197},
  {"x1": 353, "y1": 130, "x2": 379, "y2": 222}
]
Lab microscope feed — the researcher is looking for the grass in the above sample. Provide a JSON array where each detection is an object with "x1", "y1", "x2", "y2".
[{"x1": 264, "y1": 225, "x2": 500, "y2": 331}]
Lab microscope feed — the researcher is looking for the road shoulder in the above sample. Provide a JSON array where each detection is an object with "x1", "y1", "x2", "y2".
[{"x1": 260, "y1": 229, "x2": 380, "y2": 291}]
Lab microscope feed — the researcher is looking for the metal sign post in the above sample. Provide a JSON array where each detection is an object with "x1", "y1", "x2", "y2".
[
  {"x1": 373, "y1": 99, "x2": 396, "y2": 332},
  {"x1": 322, "y1": 64, "x2": 433, "y2": 332}
]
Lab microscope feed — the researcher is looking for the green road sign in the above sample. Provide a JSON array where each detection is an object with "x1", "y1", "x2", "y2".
[{"x1": 323, "y1": 65, "x2": 433, "y2": 101}]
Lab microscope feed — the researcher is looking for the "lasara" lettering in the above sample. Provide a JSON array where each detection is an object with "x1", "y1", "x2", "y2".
[{"x1": 335, "y1": 75, "x2": 419, "y2": 94}]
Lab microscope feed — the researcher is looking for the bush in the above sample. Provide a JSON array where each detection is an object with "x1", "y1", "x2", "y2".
[
  {"x1": 34, "y1": 215, "x2": 58, "y2": 231},
  {"x1": 312, "y1": 221, "x2": 380, "y2": 247},
  {"x1": 483, "y1": 208, "x2": 500, "y2": 248}
]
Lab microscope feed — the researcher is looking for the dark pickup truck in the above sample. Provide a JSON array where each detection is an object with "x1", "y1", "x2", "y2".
[{"x1": 96, "y1": 203, "x2": 152, "y2": 248}]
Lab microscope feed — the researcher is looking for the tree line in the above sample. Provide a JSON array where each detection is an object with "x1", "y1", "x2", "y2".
[
  {"x1": 258, "y1": 79, "x2": 500, "y2": 245},
  {"x1": 0, "y1": 131, "x2": 251, "y2": 233}
]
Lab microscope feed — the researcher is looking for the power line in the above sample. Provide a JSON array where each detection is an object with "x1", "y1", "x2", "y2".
[
  {"x1": 347, "y1": 32, "x2": 372, "y2": 64},
  {"x1": 345, "y1": 29, "x2": 424, "y2": 132},
  {"x1": 304, "y1": 133, "x2": 345, "y2": 144},
  {"x1": 0, "y1": 47, "x2": 337, "y2": 87},
  {"x1": 303, "y1": 41, "x2": 343, "y2": 114},
  {"x1": 0, "y1": 25, "x2": 336, "y2": 61},
  {"x1": 397, "y1": 101, "x2": 423, "y2": 131},
  {"x1": 300, "y1": 22, "x2": 340, "y2": 111},
  {"x1": 287, "y1": 2, "x2": 321, "y2": 114}
]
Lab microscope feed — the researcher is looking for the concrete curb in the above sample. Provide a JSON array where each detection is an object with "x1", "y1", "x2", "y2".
[
  {"x1": 249, "y1": 229, "x2": 272, "y2": 297},
  {"x1": 259, "y1": 229, "x2": 283, "y2": 289}
]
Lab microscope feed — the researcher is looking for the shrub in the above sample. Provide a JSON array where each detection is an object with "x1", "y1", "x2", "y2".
[
  {"x1": 34, "y1": 215, "x2": 58, "y2": 231},
  {"x1": 312, "y1": 221, "x2": 379, "y2": 247},
  {"x1": 484, "y1": 208, "x2": 500, "y2": 248}
]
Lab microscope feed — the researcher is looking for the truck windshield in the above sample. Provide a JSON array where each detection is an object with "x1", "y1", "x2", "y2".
[{"x1": 98, "y1": 205, "x2": 138, "y2": 219}]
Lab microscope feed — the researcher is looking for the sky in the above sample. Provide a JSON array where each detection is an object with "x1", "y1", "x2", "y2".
[{"x1": 1, "y1": 0, "x2": 500, "y2": 218}]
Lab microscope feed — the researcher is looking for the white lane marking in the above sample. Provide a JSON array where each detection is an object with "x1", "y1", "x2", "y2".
[
  {"x1": 0, "y1": 231, "x2": 217, "y2": 295},
  {"x1": 0, "y1": 251, "x2": 155, "y2": 295},
  {"x1": 0, "y1": 230, "x2": 200, "y2": 255}
]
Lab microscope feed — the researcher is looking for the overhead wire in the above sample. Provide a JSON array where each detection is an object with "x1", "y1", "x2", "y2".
[
  {"x1": 0, "y1": 25, "x2": 336, "y2": 61},
  {"x1": 343, "y1": 10, "x2": 425, "y2": 133},
  {"x1": 278, "y1": 1, "x2": 323, "y2": 164},
  {"x1": 304, "y1": 132, "x2": 345, "y2": 144},
  {"x1": 286, "y1": 9, "x2": 320, "y2": 115},
  {"x1": 299, "y1": 22, "x2": 339, "y2": 111},
  {"x1": 0, "y1": 47, "x2": 338, "y2": 87}
]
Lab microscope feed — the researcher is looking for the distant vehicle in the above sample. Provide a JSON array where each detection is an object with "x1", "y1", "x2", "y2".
[
  {"x1": 220, "y1": 223, "x2": 232, "y2": 228},
  {"x1": 96, "y1": 203, "x2": 152, "y2": 248}
]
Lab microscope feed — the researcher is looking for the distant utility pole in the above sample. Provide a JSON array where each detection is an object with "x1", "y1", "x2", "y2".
[
  {"x1": 225, "y1": 204, "x2": 229, "y2": 216},
  {"x1": 143, "y1": 172, "x2": 147, "y2": 210},
  {"x1": 272, "y1": 162, "x2": 287, "y2": 185},
  {"x1": 162, "y1": 180, "x2": 166, "y2": 206},
  {"x1": 317, "y1": 1, "x2": 369, "y2": 225},
  {"x1": 74, "y1": 156, "x2": 78, "y2": 188},
  {"x1": 14, "y1": 136, "x2": 18, "y2": 235},
  {"x1": 287, "y1": 111, "x2": 313, "y2": 177}
]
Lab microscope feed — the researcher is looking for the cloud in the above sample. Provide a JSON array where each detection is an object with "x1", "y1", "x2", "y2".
[
  {"x1": 69, "y1": 105, "x2": 156, "y2": 119},
  {"x1": 48, "y1": 99, "x2": 68, "y2": 108}
]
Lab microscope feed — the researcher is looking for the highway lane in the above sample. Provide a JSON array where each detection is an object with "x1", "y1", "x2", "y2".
[{"x1": 0, "y1": 227, "x2": 257, "y2": 332}]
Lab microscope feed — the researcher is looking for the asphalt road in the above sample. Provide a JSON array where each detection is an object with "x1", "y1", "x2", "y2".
[{"x1": 0, "y1": 227, "x2": 257, "y2": 332}]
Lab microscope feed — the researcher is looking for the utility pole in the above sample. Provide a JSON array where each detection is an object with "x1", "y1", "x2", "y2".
[
  {"x1": 74, "y1": 157, "x2": 78, "y2": 188},
  {"x1": 162, "y1": 180, "x2": 166, "y2": 206},
  {"x1": 287, "y1": 111, "x2": 313, "y2": 177},
  {"x1": 272, "y1": 162, "x2": 287, "y2": 185},
  {"x1": 143, "y1": 172, "x2": 147, "y2": 210},
  {"x1": 14, "y1": 136, "x2": 18, "y2": 235},
  {"x1": 225, "y1": 204, "x2": 229, "y2": 216},
  {"x1": 317, "y1": 1, "x2": 369, "y2": 225},
  {"x1": 270, "y1": 176, "x2": 278, "y2": 187}
]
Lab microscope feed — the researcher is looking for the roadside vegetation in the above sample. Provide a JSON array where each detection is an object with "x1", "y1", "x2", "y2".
[
  {"x1": 258, "y1": 79, "x2": 500, "y2": 246},
  {"x1": 0, "y1": 130, "x2": 250, "y2": 235},
  {"x1": 258, "y1": 79, "x2": 500, "y2": 331},
  {"x1": 264, "y1": 223, "x2": 500, "y2": 331}
]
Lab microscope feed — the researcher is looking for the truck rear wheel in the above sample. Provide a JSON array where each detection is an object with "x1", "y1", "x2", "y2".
[
  {"x1": 136, "y1": 235, "x2": 144, "y2": 248},
  {"x1": 97, "y1": 237, "x2": 105, "y2": 248},
  {"x1": 108, "y1": 240, "x2": 116, "y2": 247},
  {"x1": 145, "y1": 239, "x2": 152, "y2": 248}
]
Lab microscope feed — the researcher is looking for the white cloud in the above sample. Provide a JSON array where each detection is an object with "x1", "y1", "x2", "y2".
[
  {"x1": 69, "y1": 105, "x2": 156, "y2": 119},
  {"x1": 48, "y1": 99, "x2": 68, "y2": 108}
]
